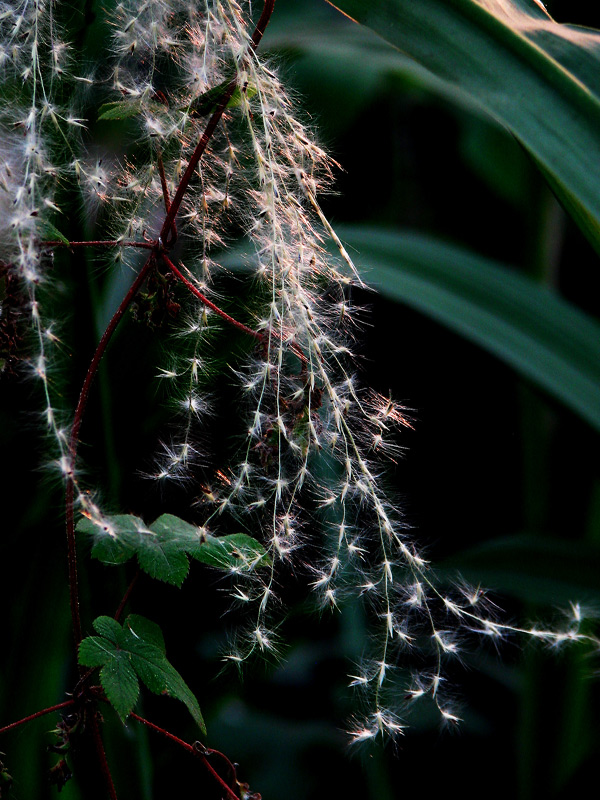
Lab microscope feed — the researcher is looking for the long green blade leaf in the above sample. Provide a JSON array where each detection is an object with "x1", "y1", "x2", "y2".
[
  {"x1": 338, "y1": 226, "x2": 600, "y2": 430},
  {"x1": 326, "y1": 0, "x2": 600, "y2": 251}
]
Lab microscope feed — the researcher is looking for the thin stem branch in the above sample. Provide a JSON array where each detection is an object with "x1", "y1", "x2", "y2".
[
  {"x1": 157, "y1": 152, "x2": 177, "y2": 247},
  {"x1": 129, "y1": 713, "x2": 240, "y2": 800},
  {"x1": 114, "y1": 570, "x2": 140, "y2": 622},
  {"x1": 66, "y1": 253, "x2": 156, "y2": 648},
  {"x1": 251, "y1": 0, "x2": 277, "y2": 48},
  {"x1": 162, "y1": 253, "x2": 264, "y2": 341},
  {"x1": 91, "y1": 713, "x2": 118, "y2": 800},
  {"x1": 0, "y1": 700, "x2": 75, "y2": 735}
]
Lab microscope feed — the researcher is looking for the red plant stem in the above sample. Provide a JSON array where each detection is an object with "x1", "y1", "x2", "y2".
[
  {"x1": 91, "y1": 714, "x2": 118, "y2": 800},
  {"x1": 66, "y1": 253, "x2": 157, "y2": 647},
  {"x1": 251, "y1": 0, "x2": 277, "y2": 48},
  {"x1": 158, "y1": 0, "x2": 276, "y2": 242},
  {"x1": 163, "y1": 255, "x2": 311, "y2": 365},
  {"x1": 162, "y1": 253, "x2": 264, "y2": 341},
  {"x1": 129, "y1": 712, "x2": 194, "y2": 752},
  {"x1": 157, "y1": 153, "x2": 177, "y2": 247},
  {"x1": 41, "y1": 240, "x2": 155, "y2": 250},
  {"x1": 158, "y1": 85, "x2": 236, "y2": 242},
  {"x1": 114, "y1": 570, "x2": 140, "y2": 622},
  {"x1": 0, "y1": 700, "x2": 75, "y2": 735},
  {"x1": 129, "y1": 713, "x2": 240, "y2": 800}
]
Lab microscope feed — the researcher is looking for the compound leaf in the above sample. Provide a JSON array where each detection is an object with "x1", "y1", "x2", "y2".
[
  {"x1": 78, "y1": 512, "x2": 270, "y2": 583},
  {"x1": 77, "y1": 514, "x2": 143, "y2": 565},
  {"x1": 125, "y1": 614, "x2": 166, "y2": 653},
  {"x1": 78, "y1": 615, "x2": 205, "y2": 731},
  {"x1": 79, "y1": 625, "x2": 139, "y2": 721}
]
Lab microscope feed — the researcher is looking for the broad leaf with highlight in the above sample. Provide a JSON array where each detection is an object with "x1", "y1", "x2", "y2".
[{"x1": 326, "y1": 0, "x2": 600, "y2": 252}]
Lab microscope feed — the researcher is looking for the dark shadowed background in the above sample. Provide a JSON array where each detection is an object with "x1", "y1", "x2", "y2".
[{"x1": 1, "y1": 0, "x2": 600, "y2": 797}]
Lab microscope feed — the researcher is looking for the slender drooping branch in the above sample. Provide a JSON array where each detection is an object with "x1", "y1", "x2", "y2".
[
  {"x1": 129, "y1": 713, "x2": 240, "y2": 800},
  {"x1": 91, "y1": 714, "x2": 118, "y2": 800},
  {"x1": 66, "y1": 253, "x2": 157, "y2": 648},
  {"x1": 162, "y1": 254, "x2": 264, "y2": 340},
  {"x1": 0, "y1": 700, "x2": 75, "y2": 736}
]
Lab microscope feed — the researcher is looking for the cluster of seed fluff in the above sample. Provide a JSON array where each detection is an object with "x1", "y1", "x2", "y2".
[
  {"x1": 6, "y1": 0, "x2": 595, "y2": 741},
  {"x1": 110, "y1": 0, "x2": 600, "y2": 739},
  {"x1": 0, "y1": 1, "x2": 95, "y2": 504}
]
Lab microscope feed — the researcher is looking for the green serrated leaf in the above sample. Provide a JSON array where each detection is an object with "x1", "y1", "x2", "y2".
[
  {"x1": 92, "y1": 615, "x2": 124, "y2": 644},
  {"x1": 78, "y1": 514, "x2": 144, "y2": 565},
  {"x1": 135, "y1": 532, "x2": 190, "y2": 587},
  {"x1": 41, "y1": 221, "x2": 69, "y2": 245},
  {"x1": 99, "y1": 659, "x2": 139, "y2": 722},
  {"x1": 125, "y1": 614, "x2": 166, "y2": 653},
  {"x1": 78, "y1": 635, "x2": 116, "y2": 669},
  {"x1": 98, "y1": 99, "x2": 145, "y2": 121},
  {"x1": 149, "y1": 514, "x2": 201, "y2": 548},
  {"x1": 121, "y1": 617, "x2": 206, "y2": 732},
  {"x1": 78, "y1": 615, "x2": 204, "y2": 729},
  {"x1": 79, "y1": 511, "x2": 269, "y2": 582},
  {"x1": 159, "y1": 661, "x2": 205, "y2": 733},
  {"x1": 78, "y1": 633, "x2": 139, "y2": 721}
]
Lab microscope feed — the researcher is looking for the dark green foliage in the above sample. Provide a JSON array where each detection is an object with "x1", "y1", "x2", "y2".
[
  {"x1": 77, "y1": 513, "x2": 270, "y2": 586},
  {"x1": 97, "y1": 100, "x2": 162, "y2": 121},
  {"x1": 78, "y1": 615, "x2": 205, "y2": 731}
]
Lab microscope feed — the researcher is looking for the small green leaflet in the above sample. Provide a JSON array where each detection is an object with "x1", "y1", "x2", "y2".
[
  {"x1": 77, "y1": 512, "x2": 270, "y2": 586},
  {"x1": 78, "y1": 614, "x2": 205, "y2": 732},
  {"x1": 186, "y1": 79, "x2": 257, "y2": 117},
  {"x1": 97, "y1": 82, "x2": 255, "y2": 124},
  {"x1": 97, "y1": 99, "x2": 148, "y2": 121},
  {"x1": 41, "y1": 221, "x2": 69, "y2": 245}
]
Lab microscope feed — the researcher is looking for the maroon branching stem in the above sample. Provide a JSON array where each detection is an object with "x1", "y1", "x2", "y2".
[
  {"x1": 0, "y1": 700, "x2": 75, "y2": 735},
  {"x1": 66, "y1": 253, "x2": 157, "y2": 647},
  {"x1": 129, "y1": 712, "x2": 194, "y2": 752},
  {"x1": 164, "y1": 253, "x2": 311, "y2": 367},
  {"x1": 129, "y1": 713, "x2": 240, "y2": 800},
  {"x1": 90, "y1": 713, "x2": 118, "y2": 800},
  {"x1": 114, "y1": 570, "x2": 140, "y2": 622},
  {"x1": 162, "y1": 253, "x2": 264, "y2": 340},
  {"x1": 159, "y1": 84, "x2": 236, "y2": 243},
  {"x1": 251, "y1": 0, "x2": 277, "y2": 48},
  {"x1": 158, "y1": 0, "x2": 276, "y2": 242},
  {"x1": 157, "y1": 152, "x2": 177, "y2": 247}
]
